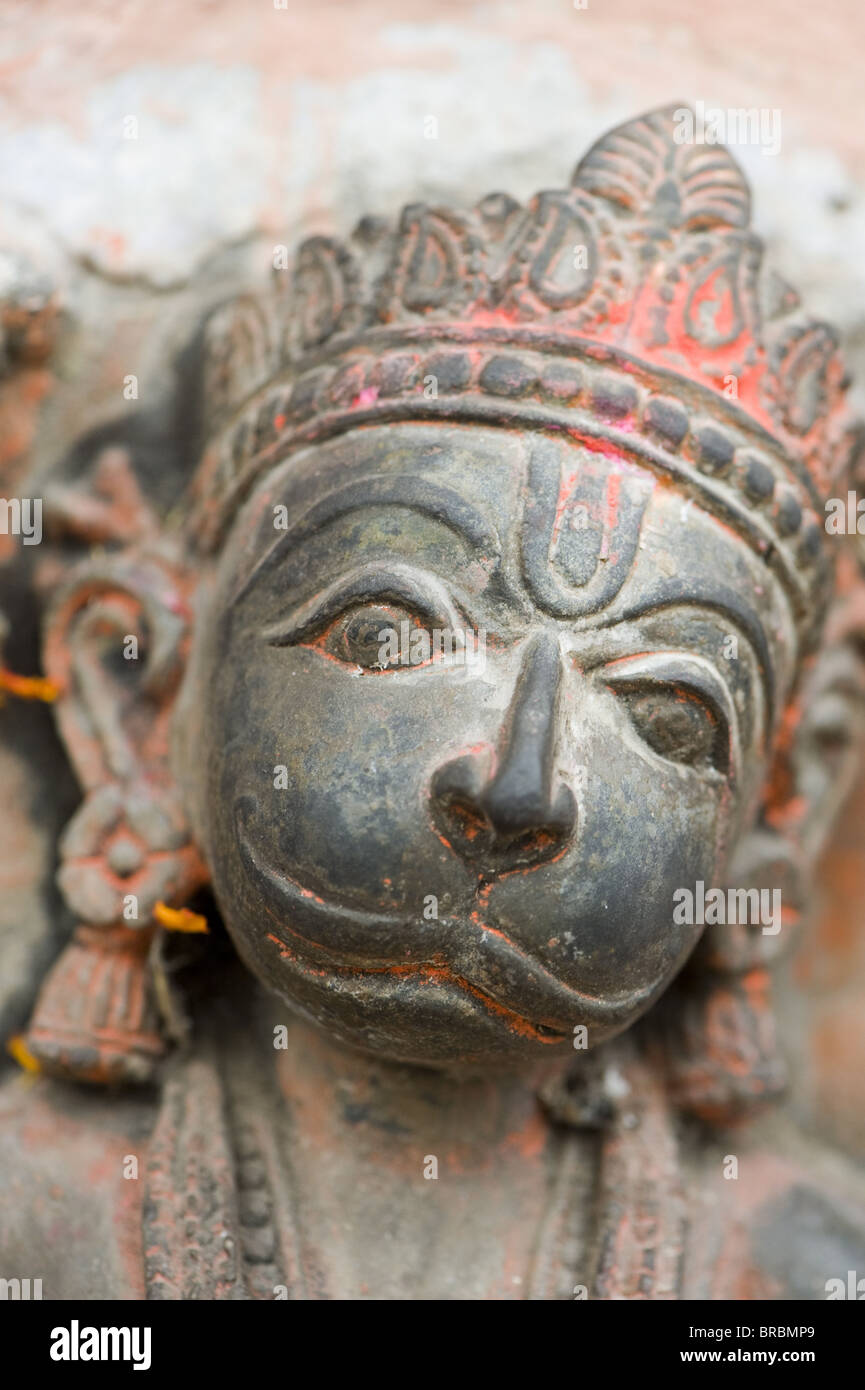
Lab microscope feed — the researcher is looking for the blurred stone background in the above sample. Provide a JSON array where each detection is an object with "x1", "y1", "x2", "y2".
[{"x1": 1, "y1": 0, "x2": 864, "y2": 1156}]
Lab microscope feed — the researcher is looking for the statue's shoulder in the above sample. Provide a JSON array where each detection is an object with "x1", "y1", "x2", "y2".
[
  {"x1": 0, "y1": 1073, "x2": 156, "y2": 1299},
  {"x1": 684, "y1": 1120, "x2": 865, "y2": 1300}
]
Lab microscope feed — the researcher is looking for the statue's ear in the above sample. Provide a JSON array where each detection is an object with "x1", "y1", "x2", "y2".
[
  {"x1": 666, "y1": 576, "x2": 865, "y2": 1122},
  {"x1": 23, "y1": 550, "x2": 208, "y2": 1085},
  {"x1": 44, "y1": 552, "x2": 190, "y2": 793},
  {"x1": 728, "y1": 587, "x2": 865, "y2": 953}
]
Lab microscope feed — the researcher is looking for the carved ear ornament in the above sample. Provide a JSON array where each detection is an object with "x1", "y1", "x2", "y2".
[{"x1": 20, "y1": 552, "x2": 208, "y2": 1083}]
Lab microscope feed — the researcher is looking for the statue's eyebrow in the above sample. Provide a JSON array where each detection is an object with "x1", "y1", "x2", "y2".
[
  {"x1": 231, "y1": 475, "x2": 500, "y2": 607},
  {"x1": 599, "y1": 580, "x2": 776, "y2": 730}
]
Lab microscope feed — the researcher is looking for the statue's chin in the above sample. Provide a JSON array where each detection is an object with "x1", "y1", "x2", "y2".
[
  {"x1": 264, "y1": 960, "x2": 587, "y2": 1067},
  {"x1": 222, "y1": 903, "x2": 658, "y2": 1067}
]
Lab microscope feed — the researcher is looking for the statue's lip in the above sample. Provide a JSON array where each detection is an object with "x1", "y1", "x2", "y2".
[{"x1": 234, "y1": 803, "x2": 657, "y2": 1033}]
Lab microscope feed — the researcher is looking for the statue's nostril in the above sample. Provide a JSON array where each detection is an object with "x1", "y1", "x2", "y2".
[
  {"x1": 447, "y1": 798, "x2": 488, "y2": 843},
  {"x1": 514, "y1": 827, "x2": 558, "y2": 857},
  {"x1": 431, "y1": 755, "x2": 577, "y2": 872}
]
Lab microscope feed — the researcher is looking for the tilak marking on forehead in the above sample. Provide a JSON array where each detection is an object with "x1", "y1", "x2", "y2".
[{"x1": 520, "y1": 437, "x2": 653, "y2": 619}]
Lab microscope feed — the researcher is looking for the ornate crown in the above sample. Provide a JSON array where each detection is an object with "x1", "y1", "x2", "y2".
[{"x1": 191, "y1": 105, "x2": 861, "y2": 634}]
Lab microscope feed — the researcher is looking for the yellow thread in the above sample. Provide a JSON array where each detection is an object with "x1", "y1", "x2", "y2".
[
  {"x1": 7, "y1": 1034, "x2": 42, "y2": 1073},
  {"x1": 154, "y1": 901, "x2": 209, "y2": 934},
  {"x1": 0, "y1": 668, "x2": 61, "y2": 703}
]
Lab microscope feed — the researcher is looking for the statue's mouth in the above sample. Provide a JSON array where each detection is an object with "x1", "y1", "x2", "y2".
[{"x1": 233, "y1": 799, "x2": 657, "y2": 1038}]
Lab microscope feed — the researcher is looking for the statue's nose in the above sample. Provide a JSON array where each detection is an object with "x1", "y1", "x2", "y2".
[{"x1": 431, "y1": 633, "x2": 577, "y2": 871}]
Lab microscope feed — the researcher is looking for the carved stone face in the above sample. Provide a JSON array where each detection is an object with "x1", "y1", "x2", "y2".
[{"x1": 176, "y1": 422, "x2": 797, "y2": 1066}]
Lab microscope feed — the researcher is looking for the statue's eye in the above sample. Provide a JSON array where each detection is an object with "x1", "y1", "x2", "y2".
[
  {"x1": 306, "y1": 603, "x2": 431, "y2": 671},
  {"x1": 263, "y1": 564, "x2": 470, "y2": 673},
  {"x1": 620, "y1": 686, "x2": 728, "y2": 773}
]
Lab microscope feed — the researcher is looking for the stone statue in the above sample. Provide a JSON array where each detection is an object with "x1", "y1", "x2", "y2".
[{"x1": 2, "y1": 106, "x2": 865, "y2": 1300}]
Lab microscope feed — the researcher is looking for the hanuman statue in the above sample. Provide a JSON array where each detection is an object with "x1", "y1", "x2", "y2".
[{"x1": 1, "y1": 107, "x2": 864, "y2": 1301}]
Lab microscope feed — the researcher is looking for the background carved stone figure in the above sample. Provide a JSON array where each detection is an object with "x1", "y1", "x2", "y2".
[{"x1": 1, "y1": 13, "x2": 865, "y2": 1304}]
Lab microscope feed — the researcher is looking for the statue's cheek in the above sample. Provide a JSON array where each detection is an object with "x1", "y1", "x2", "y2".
[
  {"x1": 201, "y1": 666, "x2": 474, "y2": 911},
  {"x1": 479, "y1": 737, "x2": 734, "y2": 988}
]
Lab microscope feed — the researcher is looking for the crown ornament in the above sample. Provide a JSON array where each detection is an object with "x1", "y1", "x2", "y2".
[{"x1": 191, "y1": 105, "x2": 861, "y2": 639}]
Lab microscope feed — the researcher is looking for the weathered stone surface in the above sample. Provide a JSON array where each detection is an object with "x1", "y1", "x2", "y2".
[{"x1": 1, "y1": 8, "x2": 865, "y2": 1299}]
